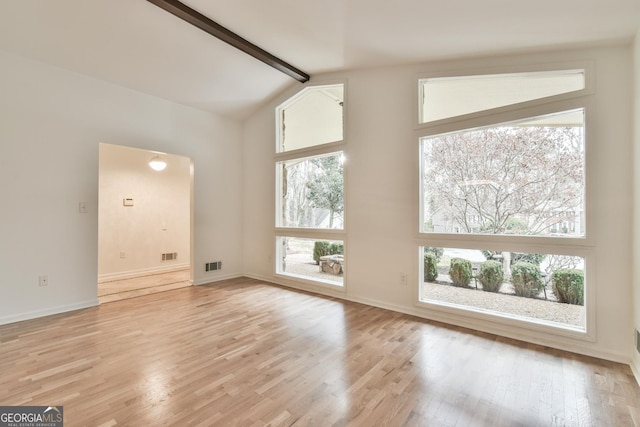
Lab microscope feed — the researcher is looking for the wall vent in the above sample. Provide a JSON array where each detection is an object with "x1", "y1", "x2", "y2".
[
  {"x1": 162, "y1": 252, "x2": 178, "y2": 261},
  {"x1": 205, "y1": 261, "x2": 222, "y2": 272}
]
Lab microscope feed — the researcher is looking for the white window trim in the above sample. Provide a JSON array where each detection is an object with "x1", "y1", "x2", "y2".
[
  {"x1": 275, "y1": 149, "x2": 347, "y2": 231},
  {"x1": 275, "y1": 80, "x2": 348, "y2": 155},
  {"x1": 273, "y1": 81, "x2": 348, "y2": 291},
  {"x1": 414, "y1": 62, "x2": 596, "y2": 342},
  {"x1": 274, "y1": 141, "x2": 346, "y2": 164},
  {"x1": 415, "y1": 60, "x2": 594, "y2": 130},
  {"x1": 414, "y1": 239, "x2": 596, "y2": 342},
  {"x1": 274, "y1": 235, "x2": 348, "y2": 290},
  {"x1": 416, "y1": 97, "x2": 595, "y2": 247}
]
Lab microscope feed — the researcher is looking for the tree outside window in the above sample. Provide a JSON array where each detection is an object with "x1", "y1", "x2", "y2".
[{"x1": 422, "y1": 109, "x2": 584, "y2": 237}]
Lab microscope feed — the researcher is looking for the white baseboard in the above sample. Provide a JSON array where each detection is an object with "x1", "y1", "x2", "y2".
[
  {"x1": 98, "y1": 263, "x2": 190, "y2": 283},
  {"x1": 631, "y1": 355, "x2": 640, "y2": 387},
  {"x1": 193, "y1": 273, "x2": 243, "y2": 286},
  {"x1": 243, "y1": 272, "x2": 347, "y2": 299},
  {"x1": 0, "y1": 299, "x2": 98, "y2": 326}
]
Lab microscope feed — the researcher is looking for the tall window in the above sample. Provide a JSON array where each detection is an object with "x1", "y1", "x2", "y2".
[
  {"x1": 275, "y1": 84, "x2": 346, "y2": 287},
  {"x1": 417, "y1": 68, "x2": 592, "y2": 335}
]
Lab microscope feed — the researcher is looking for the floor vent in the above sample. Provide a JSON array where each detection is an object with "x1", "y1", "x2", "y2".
[
  {"x1": 162, "y1": 252, "x2": 178, "y2": 261},
  {"x1": 205, "y1": 261, "x2": 222, "y2": 272}
]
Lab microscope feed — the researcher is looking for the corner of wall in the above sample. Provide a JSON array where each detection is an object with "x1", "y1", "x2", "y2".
[
  {"x1": 631, "y1": 350, "x2": 640, "y2": 387},
  {"x1": 632, "y1": 27, "x2": 640, "y2": 386}
]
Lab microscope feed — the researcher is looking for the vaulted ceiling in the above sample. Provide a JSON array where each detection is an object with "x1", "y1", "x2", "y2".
[{"x1": 1, "y1": 0, "x2": 638, "y2": 120}]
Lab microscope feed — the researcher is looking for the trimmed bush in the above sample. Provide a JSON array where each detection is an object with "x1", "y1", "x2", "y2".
[
  {"x1": 510, "y1": 262, "x2": 543, "y2": 298},
  {"x1": 314, "y1": 241, "x2": 343, "y2": 264},
  {"x1": 424, "y1": 253, "x2": 438, "y2": 282},
  {"x1": 552, "y1": 269, "x2": 584, "y2": 305},
  {"x1": 425, "y1": 247, "x2": 444, "y2": 263},
  {"x1": 313, "y1": 241, "x2": 331, "y2": 264},
  {"x1": 449, "y1": 258, "x2": 473, "y2": 287},
  {"x1": 328, "y1": 243, "x2": 344, "y2": 255},
  {"x1": 477, "y1": 260, "x2": 504, "y2": 292}
]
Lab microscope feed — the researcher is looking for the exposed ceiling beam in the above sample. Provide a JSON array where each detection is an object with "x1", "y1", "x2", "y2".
[{"x1": 146, "y1": 0, "x2": 310, "y2": 83}]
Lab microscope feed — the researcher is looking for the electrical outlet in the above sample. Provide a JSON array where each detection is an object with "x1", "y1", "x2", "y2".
[
  {"x1": 39, "y1": 275, "x2": 48, "y2": 287},
  {"x1": 400, "y1": 272, "x2": 407, "y2": 285}
]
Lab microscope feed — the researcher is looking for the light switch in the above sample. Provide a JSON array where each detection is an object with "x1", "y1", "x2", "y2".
[{"x1": 123, "y1": 198, "x2": 134, "y2": 207}]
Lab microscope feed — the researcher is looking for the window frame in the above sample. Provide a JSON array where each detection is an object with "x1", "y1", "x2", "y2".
[
  {"x1": 415, "y1": 61, "x2": 595, "y2": 129},
  {"x1": 275, "y1": 83, "x2": 345, "y2": 154},
  {"x1": 416, "y1": 240, "x2": 595, "y2": 341},
  {"x1": 417, "y1": 97, "x2": 595, "y2": 248},
  {"x1": 419, "y1": 105, "x2": 588, "y2": 241},
  {"x1": 275, "y1": 150, "x2": 346, "y2": 230},
  {"x1": 414, "y1": 63, "x2": 596, "y2": 341},
  {"x1": 274, "y1": 81, "x2": 348, "y2": 290},
  {"x1": 275, "y1": 233, "x2": 347, "y2": 288}
]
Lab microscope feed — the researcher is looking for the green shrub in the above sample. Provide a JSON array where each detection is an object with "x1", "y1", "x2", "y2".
[
  {"x1": 425, "y1": 247, "x2": 444, "y2": 263},
  {"x1": 510, "y1": 262, "x2": 543, "y2": 298},
  {"x1": 552, "y1": 269, "x2": 584, "y2": 305},
  {"x1": 424, "y1": 253, "x2": 438, "y2": 282},
  {"x1": 314, "y1": 241, "x2": 343, "y2": 264},
  {"x1": 313, "y1": 241, "x2": 331, "y2": 264},
  {"x1": 449, "y1": 258, "x2": 472, "y2": 287},
  {"x1": 477, "y1": 260, "x2": 504, "y2": 292},
  {"x1": 328, "y1": 243, "x2": 343, "y2": 255}
]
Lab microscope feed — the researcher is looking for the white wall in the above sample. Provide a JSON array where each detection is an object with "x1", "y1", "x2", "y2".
[
  {"x1": 632, "y1": 30, "x2": 640, "y2": 383},
  {"x1": 244, "y1": 45, "x2": 635, "y2": 363},
  {"x1": 98, "y1": 144, "x2": 191, "y2": 280},
  {"x1": 0, "y1": 49, "x2": 243, "y2": 324}
]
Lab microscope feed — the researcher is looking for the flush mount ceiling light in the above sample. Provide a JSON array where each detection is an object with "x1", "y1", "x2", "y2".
[{"x1": 149, "y1": 155, "x2": 167, "y2": 171}]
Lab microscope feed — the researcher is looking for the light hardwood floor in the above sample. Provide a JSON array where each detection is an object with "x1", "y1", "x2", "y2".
[
  {"x1": 98, "y1": 268, "x2": 191, "y2": 303},
  {"x1": 1, "y1": 277, "x2": 639, "y2": 426}
]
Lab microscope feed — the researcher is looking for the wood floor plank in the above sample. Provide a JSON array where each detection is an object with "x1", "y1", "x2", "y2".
[
  {"x1": 98, "y1": 269, "x2": 191, "y2": 303},
  {"x1": 1, "y1": 277, "x2": 639, "y2": 426}
]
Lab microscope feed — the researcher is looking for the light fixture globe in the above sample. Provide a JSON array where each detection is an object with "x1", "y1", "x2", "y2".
[{"x1": 149, "y1": 155, "x2": 167, "y2": 171}]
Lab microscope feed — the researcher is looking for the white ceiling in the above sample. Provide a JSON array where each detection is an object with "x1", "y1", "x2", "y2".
[{"x1": 1, "y1": 0, "x2": 638, "y2": 120}]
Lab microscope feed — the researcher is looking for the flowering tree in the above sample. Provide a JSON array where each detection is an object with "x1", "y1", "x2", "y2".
[{"x1": 423, "y1": 124, "x2": 584, "y2": 236}]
